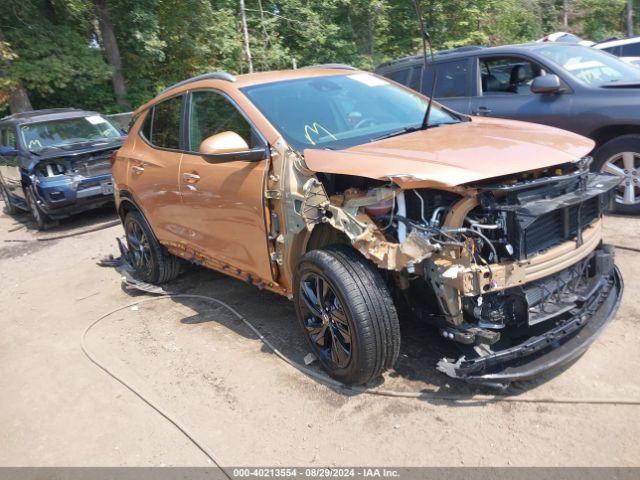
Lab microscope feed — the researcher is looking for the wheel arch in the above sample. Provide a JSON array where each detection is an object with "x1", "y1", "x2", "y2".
[
  {"x1": 590, "y1": 125, "x2": 640, "y2": 150},
  {"x1": 117, "y1": 194, "x2": 160, "y2": 239},
  {"x1": 285, "y1": 223, "x2": 352, "y2": 289}
]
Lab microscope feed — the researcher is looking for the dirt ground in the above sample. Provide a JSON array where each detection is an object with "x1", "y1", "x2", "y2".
[{"x1": 0, "y1": 204, "x2": 639, "y2": 467}]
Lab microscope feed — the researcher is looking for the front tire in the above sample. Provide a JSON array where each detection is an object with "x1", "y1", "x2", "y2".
[
  {"x1": 25, "y1": 186, "x2": 50, "y2": 230},
  {"x1": 0, "y1": 183, "x2": 19, "y2": 215},
  {"x1": 593, "y1": 135, "x2": 640, "y2": 215},
  {"x1": 294, "y1": 245, "x2": 400, "y2": 385},
  {"x1": 124, "y1": 211, "x2": 181, "y2": 284}
]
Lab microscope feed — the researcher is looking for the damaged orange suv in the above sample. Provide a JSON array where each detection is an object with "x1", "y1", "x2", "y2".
[{"x1": 113, "y1": 66, "x2": 623, "y2": 387}]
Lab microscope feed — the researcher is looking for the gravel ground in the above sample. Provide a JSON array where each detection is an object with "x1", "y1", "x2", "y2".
[{"x1": 0, "y1": 205, "x2": 639, "y2": 467}]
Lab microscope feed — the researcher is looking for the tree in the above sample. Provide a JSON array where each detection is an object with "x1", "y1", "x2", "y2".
[
  {"x1": 93, "y1": 0, "x2": 130, "y2": 109},
  {"x1": 629, "y1": 0, "x2": 634, "y2": 36},
  {"x1": 0, "y1": 27, "x2": 33, "y2": 113}
]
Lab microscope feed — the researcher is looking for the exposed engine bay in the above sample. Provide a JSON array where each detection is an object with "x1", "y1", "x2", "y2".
[
  {"x1": 33, "y1": 153, "x2": 112, "y2": 180},
  {"x1": 298, "y1": 158, "x2": 623, "y2": 385}
]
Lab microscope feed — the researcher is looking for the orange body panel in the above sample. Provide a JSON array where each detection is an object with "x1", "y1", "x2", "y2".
[
  {"x1": 178, "y1": 152, "x2": 272, "y2": 281},
  {"x1": 115, "y1": 130, "x2": 185, "y2": 245}
]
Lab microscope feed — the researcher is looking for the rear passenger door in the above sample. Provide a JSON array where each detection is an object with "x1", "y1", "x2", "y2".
[
  {"x1": 419, "y1": 58, "x2": 473, "y2": 114},
  {"x1": 128, "y1": 94, "x2": 185, "y2": 245},
  {"x1": 469, "y1": 55, "x2": 574, "y2": 130}
]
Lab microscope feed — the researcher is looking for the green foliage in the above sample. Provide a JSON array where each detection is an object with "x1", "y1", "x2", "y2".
[
  {"x1": 0, "y1": 0, "x2": 637, "y2": 116},
  {"x1": 575, "y1": 0, "x2": 628, "y2": 40}
]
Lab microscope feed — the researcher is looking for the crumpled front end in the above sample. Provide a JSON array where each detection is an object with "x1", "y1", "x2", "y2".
[
  {"x1": 297, "y1": 154, "x2": 624, "y2": 386},
  {"x1": 436, "y1": 249, "x2": 623, "y2": 386},
  {"x1": 30, "y1": 149, "x2": 116, "y2": 218}
]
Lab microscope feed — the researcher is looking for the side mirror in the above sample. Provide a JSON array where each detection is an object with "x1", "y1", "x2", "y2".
[
  {"x1": 531, "y1": 74, "x2": 562, "y2": 94},
  {"x1": 0, "y1": 146, "x2": 18, "y2": 156},
  {"x1": 200, "y1": 131, "x2": 266, "y2": 162}
]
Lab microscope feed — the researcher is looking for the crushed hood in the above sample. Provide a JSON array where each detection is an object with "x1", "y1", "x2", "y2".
[{"x1": 304, "y1": 117, "x2": 595, "y2": 188}]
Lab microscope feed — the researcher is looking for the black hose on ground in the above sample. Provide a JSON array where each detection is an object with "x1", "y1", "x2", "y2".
[{"x1": 81, "y1": 293, "x2": 640, "y2": 468}]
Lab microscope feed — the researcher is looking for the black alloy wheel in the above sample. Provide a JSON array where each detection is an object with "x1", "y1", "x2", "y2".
[
  {"x1": 123, "y1": 211, "x2": 182, "y2": 284},
  {"x1": 299, "y1": 271, "x2": 353, "y2": 369},
  {"x1": 125, "y1": 216, "x2": 153, "y2": 277},
  {"x1": 294, "y1": 245, "x2": 401, "y2": 385}
]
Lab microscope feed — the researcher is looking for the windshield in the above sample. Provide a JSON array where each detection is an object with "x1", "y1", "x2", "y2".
[
  {"x1": 20, "y1": 115, "x2": 122, "y2": 153},
  {"x1": 536, "y1": 44, "x2": 640, "y2": 86},
  {"x1": 241, "y1": 73, "x2": 459, "y2": 151}
]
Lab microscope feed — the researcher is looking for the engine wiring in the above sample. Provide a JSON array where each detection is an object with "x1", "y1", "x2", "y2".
[{"x1": 376, "y1": 213, "x2": 497, "y2": 282}]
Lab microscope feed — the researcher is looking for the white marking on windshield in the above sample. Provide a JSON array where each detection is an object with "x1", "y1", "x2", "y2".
[
  {"x1": 85, "y1": 115, "x2": 108, "y2": 125},
  {"x1": 304, "y1": 123, "x2": 337, "y2": 145}
]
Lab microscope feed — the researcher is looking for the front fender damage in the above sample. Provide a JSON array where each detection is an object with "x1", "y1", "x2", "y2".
[{"x1": 299, "y1": 177, "x2": 438, "y2": 271}]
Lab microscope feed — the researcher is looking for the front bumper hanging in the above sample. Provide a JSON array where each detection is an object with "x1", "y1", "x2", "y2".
[{"x1": 437, "y1": 250, "x2": 623, "y2": 387}]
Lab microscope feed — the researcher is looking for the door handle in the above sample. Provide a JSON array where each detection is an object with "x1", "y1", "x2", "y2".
[
  {"x1": 473, "y1": 106, "x2": 492, "y2": 116},
  {"x1": 182, "y1": 172, "x2": 201, "y2": 183},
  {"x1": 131, "y1": 165, "x2": 145, "y2": 175}
]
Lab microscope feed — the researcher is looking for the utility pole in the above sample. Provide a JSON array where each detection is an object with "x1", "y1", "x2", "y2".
[
  {"x1": 240, "y1": 0, "x2": 253, "y2": 73},
  {"x1": 563, "y1": 0, "x2": 569, "y2": 30},
  {"x1": 628, "y1": 0, "x2": 634, "y2": 37}
]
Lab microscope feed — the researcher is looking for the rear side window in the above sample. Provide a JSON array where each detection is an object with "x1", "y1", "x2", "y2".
[
  {"x1": 144, "y1": 95, "x2": 183, "y2": 150},
  {"x1": 386, "y1": 68, "x2": 410, "y2": 85},
  {"x1": 421, "y1": 59, "x2": 470, "y2": 98},
  {"x1": 6, "y1": 129, "x2": 16, "y2": 148},
  {"x1": 0, "y1": 128, "x2": 16, "y2": 148},
  {"x1": 408, "y1": 66, "x2": 422, "y2": 90},
  {"x1": 188, "y1": 90, "x2": 257, "y2": 151},
  {"x1": 601, "y1": 45, "x2": 622, "y2": 56},
  {"x1": 621, "y1": 42, "x2": 640, "y2": 57},
  {"x1": 140, "y1": 112, "x2": 152, "y2": 141}
]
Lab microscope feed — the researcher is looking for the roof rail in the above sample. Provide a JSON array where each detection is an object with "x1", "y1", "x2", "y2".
[
  {"x1": 159, "y1": 71, "x2": 236, "y2": 95},
  {"x1": 376, "y1": 46, "x2": 484, "y2": 71},
  {"x1": 437, "y1": 45, "x2": 484, "y2": 56},
  {"x1": 376, "y1": 55, "x2": 421, "y2": 69},
  {"x1": 594, "y1": 36, "x2": 621, "y2": 45},
  {"x1": 301, "y1": 63, "x2": 358, "y2": 71}
]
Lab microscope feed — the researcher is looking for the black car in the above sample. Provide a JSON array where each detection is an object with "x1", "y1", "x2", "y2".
[
  {"x1": 376, "y1": 43, "x2": 640, "y2": 214},
  {"x1": 0, "y1": 108, "x2": 125, "y2": 228}
]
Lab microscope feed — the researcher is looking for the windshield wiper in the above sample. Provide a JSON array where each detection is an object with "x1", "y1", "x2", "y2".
[
  {"x1": 371, "y1": 126, "x2": 422, "y2": 142},
  {"x1": 371, "y1": 122, "x2": 459, "y2": 142}
]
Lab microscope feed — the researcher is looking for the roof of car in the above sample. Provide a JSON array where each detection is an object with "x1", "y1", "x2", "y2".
[
  {"x1": 234, "y1": 67, "x2": 356, "y2": 87},
  {"x1": 0, "y1": 108, "x2": 101, "y2": 126},
  {"x1": 594, "y1": 36, "x2": 640, "y2": 48},
  {"x1": 375, "y1": 42, "x2": 569, "y2": 71},
  {"x1": 134, "y1": 66, "x2": 360, "y2": 115}
]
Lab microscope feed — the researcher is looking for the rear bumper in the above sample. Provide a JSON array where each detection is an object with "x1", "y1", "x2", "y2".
[{"x1": 437, "y1": 263, "x2": 623, "y2": 387}]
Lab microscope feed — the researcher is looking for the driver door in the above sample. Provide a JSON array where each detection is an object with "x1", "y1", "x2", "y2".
[
  {"x1": 178, "y1": 89, "x2": 273, "y2": 281},
  {"x1": 470, "y1": 55, "x2": 574, "y2": 130}
]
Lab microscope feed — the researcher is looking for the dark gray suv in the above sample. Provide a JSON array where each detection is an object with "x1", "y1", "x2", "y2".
[{"x1": 376, "y1": 43, "x2": 640, "y2": 214}]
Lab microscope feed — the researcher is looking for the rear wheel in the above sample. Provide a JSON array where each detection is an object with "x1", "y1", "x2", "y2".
[
  {"x1": 124, "y1": 211, "x2": 181, "y2": 284},
  {"x1": 593, "y1": 135, "x2": 640, "y2": 215},
  {"x1": 0, "y1": 184, "x2": 19, "y2": 215},
  {"x1": 25, "y1": 187, "x2": 50, "y2": 230},
  {"x1": 294, "y1": 245, "x2": 400, "y2": 385}
]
